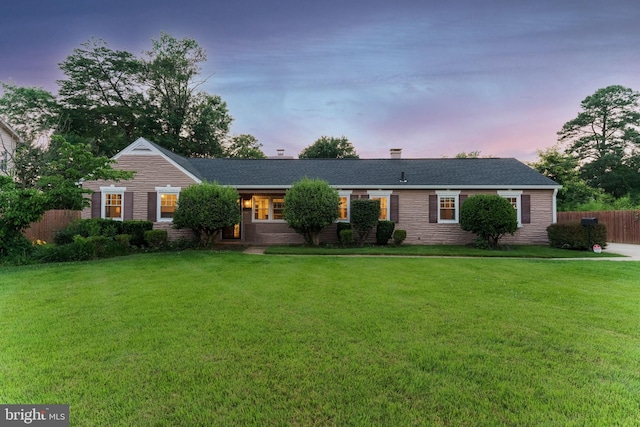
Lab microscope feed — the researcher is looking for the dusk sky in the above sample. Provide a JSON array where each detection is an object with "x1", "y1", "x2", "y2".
[{"x1": 2, "y1": 0, "x2": 639, "y2": 160}]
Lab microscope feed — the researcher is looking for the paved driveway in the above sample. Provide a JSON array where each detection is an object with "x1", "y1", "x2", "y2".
[{"x1": 605, "y1": 243, "x2": 640, "y2": 261}]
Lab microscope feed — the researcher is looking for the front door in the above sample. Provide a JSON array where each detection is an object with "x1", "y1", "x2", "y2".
[{"x1": 222, "y1": 223, "x2": 241, "y2": 239}]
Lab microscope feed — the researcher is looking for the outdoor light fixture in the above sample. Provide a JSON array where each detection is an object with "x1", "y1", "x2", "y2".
[{"x1": 243, "y1": 198, "x2": 252, "y2": 209}]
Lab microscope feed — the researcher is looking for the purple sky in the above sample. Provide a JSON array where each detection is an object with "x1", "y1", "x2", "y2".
[{"x1": 2, "y1": 0, "x2": 639, "y2": 160}]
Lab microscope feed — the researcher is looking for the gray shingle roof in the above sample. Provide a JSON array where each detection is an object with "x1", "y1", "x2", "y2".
[
  {"x1": 147, "y1": 141, "x2": 205, "y2": 181},
  {"x1": 136, "y1": 139, "x2": 558, "y2": 189},
  {"x1": 187, "y1": 157, "x2": 559, "y2": 189}
]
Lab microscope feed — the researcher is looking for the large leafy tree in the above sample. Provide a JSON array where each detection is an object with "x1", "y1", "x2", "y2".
[
  {"x1": 558, "y1": 85, "x2": 640, "y2": 198},
  {"x1": 0, "y1": 82, "x2": 59, "y2": 144},
  {"x1": 0, "y1": 83, "x2": 59, "y2": 183},
  {"x1": 57, "y1": 38, "x2": 144, "y2": 156},
  {"x1": 282, "y1": 178, "x2": 340, "y2": 246},
  {"x1": 40, "y1": 136, "x2": 134, "y2": 210},
  {"x1": 299, "y1": 136, "x2": 359, "y2": 159},
  {"x1": 530, "y1": 145, "x2": 601, "y2": 211},
  {"x1": 224, "y1": 134, "x2": 266, "y2": 159},
  {"x1": 141, "y1": 33, "x2": 232, "y2": 157},
  {"x1": 55, "y1": 34, "x2": 233, "y2": 157}
]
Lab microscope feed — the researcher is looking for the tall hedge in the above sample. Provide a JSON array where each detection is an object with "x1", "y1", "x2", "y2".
[
  {"x1": 547, "y1": 222, "x2": 607, "y2": 250},
  {"x1": 350, "y1": 199, "x2": 380, "y2": 246}
]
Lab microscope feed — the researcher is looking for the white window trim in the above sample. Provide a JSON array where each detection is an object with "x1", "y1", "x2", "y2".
[
  {"x1": 436, "y1": 190, "x2": 460, "y2": 223},
  {"x1": 156, "y1": 186, "x2": 181, "y2": 222},
  {"x1": 100, "y1": 186, "x2": 126, "y2": 221},
  {"x1": 367, "y1": 190, "x2": 391, "y2": 221},
  {"x1": 498, "y1": 190, "x2": 523, "y2": 227},
  {"x1": 337, "y1": 190, "x2": 352, "y2": 222},
  {"x1": 252, "y1": 196, "x2": 286, "y2": 223}
]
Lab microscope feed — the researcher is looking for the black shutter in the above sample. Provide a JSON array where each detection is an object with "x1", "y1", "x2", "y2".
[
  {"x1": 459, "y1": 194, "x2": 468, "y2": 207},
  {"x1": 390, "y1": 194, "x2": 399, "y2": 223},
  {"x1": 521, "y1": 194, "x2": 531, "y2": 224},
  {"x1": 124, "y1": 192, "x2": 134, "y2": 220},
  {"x1": 429, "y1": 194, "x2": 438, "y2": 223},
  {"x1": 91, "y1": 192, "x2": 101, "y2": 218},
  {"x1": 148, "y1": 192, "x2": 157, "y2": 222}
]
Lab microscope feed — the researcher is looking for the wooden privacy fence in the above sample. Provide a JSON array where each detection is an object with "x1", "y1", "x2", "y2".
[
  {"x1": 23, "y1": 210, "x2": 81, "y2": 243},
  {"x1": 557, "y1": 210, "x2": 640, "y2": 244}
]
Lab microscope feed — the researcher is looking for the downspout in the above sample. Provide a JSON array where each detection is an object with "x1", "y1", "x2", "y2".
[{"x1": 552, "y1": 188, "x2": 559, "y2": 223}]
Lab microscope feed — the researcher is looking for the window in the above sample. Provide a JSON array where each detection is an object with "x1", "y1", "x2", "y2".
[
  {"x1": 252, "y1": 196, "x2": 286, "y2": 222},
  {"x1": 337, "y1": 191, "x2": 352, "y2": 221},
  {"x1": 368, "y1": 191, "x2": 391, "y2": 220},
  {"x1": 156, "y1": 187, "x2": 181, "y2": 221},
  {"x1": 101, "y1": 186, "x2": 126, "y2": 220},
  {"x1": 498, "y1": 191, "x2": 522, "y2": 227},
  {"x1": 272, "y1": 198, "x2": 284, "y2": 220},
  {"x1": 436, "y1": 190, "x2": 460, "y2": 223},
  {"x1": 0, "y1": 151, "x2": 7, "y2": 173}
]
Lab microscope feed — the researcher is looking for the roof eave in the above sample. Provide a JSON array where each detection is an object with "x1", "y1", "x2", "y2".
[{"x1": 229, "y1": 184, "x2": 562, "y2": 190}]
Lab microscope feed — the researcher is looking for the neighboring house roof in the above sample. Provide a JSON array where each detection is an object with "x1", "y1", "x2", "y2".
[
  {"x1": 114, "y1": 138, "x2": 560, "y2": 190},
  {"x1": 0, "y1": 118, "x2": 22, "y2": 142}
]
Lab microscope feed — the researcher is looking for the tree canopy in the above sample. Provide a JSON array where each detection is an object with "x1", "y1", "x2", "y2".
[
  {"x1": 558, "y1": 85, "x2": 640, "y2": 199},
  {"x1": 1, "y1": 33, "x2": 246, "y2": 159},
  {"x1": 298, "y1": 136, "x2": 359, "y2": 159},
  {"x1": 529, "y1": 145, "x2": 601, "y2": 211},
  {"x1": 224, "y1": 134, "x2": 266, "y2": 159}
]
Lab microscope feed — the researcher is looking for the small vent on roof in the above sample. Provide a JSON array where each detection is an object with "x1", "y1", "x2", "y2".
[
  {"x1": 399, "y1": 171, "x2": 407, "y2": 183},
  {"x1": 132, "y1": 146, "x2": 152, "y2": 152}
]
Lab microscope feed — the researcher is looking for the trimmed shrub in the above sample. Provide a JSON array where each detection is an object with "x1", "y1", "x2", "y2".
[
  {"x1": 351, "y1": 199, "x2": 380, "y2": 246},
  {"x1": 336, "y1": 222, "x2": 352, "y2": 240},
  {"x1": 547, "y1": 222, "x2": 607, "y2": 250},
  {"x1": 339, "y1": 229, "x2": 354, "y2": 246},
  {"x1": 145, "y1": 229, "x2": 168, "y2": 248},
  {"x1": 54, "y1": 219, "x2": 152, "y2": 247},
  {"x1": 173, "y1": 182, "x2": 241, "y2": 248},
  {"x1": 393, "y1": 229, "x2": 407, "y2": 246},
  {"x1": 33, "y1": 234, "x2": 132, "y2": 263},
  {"x1": 460, "y1": 194, "x2": 518, "y2": 249},
  {"x1": 376, "y1": 220, "x2": 395, "y2": 245},
  {"x1": 283, "y1": 178, "x2": 340, "y2": 246},
  {"x1": 121, "y1": 220, "x2": 154, "y2": 246},
  {"x1": 115, "y1": 234, "x2": 131, "y2": 249}
]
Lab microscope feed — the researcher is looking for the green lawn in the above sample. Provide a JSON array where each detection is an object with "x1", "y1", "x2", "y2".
[
  {"x1": 1, "y1": 252, "x2": 639, "y2": 426},
  {"x1": 265, "y1": 244, "x2": 623, "y2": 258}
]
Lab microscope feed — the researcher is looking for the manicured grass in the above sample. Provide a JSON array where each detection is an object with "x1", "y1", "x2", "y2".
[
  {"x1": 1, "y1": 253, "x2": 639, "y2": 425},
  {"x1": 265, "y1": 244, "x2": 623, "y2": 258}
]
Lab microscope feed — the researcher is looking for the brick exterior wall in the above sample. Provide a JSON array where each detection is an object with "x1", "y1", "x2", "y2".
[
  {"x1": 81, "y1": 154, "x2": 199, "y2": 242},
  {"x1": 82, "y1": 152, "x2": 555, "y2": 245},
  {"x1": 395, "y1": 189, "x2": 553, "y2": 245}
]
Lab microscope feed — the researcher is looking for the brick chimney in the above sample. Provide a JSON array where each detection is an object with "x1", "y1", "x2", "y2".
[{"x1": 390, "y1": 148, "x2": 402, "y2": 159}]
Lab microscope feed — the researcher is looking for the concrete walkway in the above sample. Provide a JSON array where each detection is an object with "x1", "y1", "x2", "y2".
[
  {"x1": 243, "y1": 243, "x2": 640, "y2": 260},
  {"x1": 243, "y1": 246, "x2": 268, "y2": 255}
]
